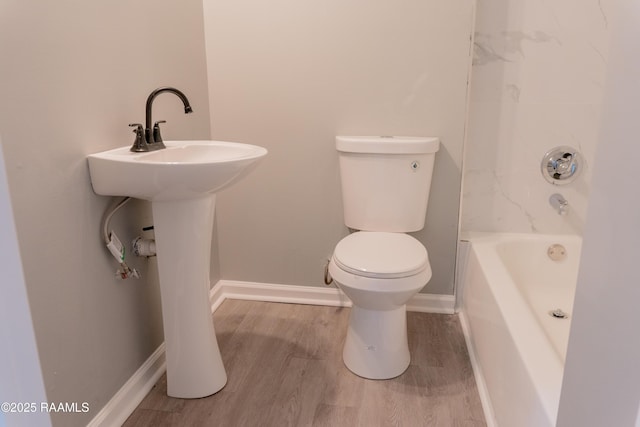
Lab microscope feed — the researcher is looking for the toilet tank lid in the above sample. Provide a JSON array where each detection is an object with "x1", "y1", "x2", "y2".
[{"x1": 336, "y1": 136, "x2": 440, "y2": 154}]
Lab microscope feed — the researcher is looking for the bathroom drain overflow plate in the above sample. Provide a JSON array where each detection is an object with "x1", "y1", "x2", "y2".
[{"x1": 549, "y1": 309, "x2": 569, "y2": 319}]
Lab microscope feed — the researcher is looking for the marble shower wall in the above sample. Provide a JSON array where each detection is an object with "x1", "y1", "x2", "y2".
[{"x1": 462, "y1": 0, "x2": 612, "y2": 235}]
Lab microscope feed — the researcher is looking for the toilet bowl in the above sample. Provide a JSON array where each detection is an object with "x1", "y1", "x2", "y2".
[
  {"x1": 329, "y1": 231, "x2": 432, "y2": 379},
  {"x1": 332, "y1": 135, "x2": 439, "y2": 380}
]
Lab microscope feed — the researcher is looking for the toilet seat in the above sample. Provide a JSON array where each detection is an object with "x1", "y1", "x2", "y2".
[{"x1": 333, "y1": 232, "x2": 428, "y2": 279}]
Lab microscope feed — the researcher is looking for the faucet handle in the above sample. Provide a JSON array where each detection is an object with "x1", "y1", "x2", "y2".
[
  {"x1": 152, "y1": 120, "x2": 167, "y2": 147},
  {"x1": 128, "y1": 123, "x2": 149, "y2": 152},
  {"x1": 541, "y1": 146, "x2": 582, "y2": 185}
]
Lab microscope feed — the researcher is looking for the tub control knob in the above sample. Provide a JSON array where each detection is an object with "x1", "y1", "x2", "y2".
[{"x1": 541, "y1": 146, "x2": 582, "y2": 185}]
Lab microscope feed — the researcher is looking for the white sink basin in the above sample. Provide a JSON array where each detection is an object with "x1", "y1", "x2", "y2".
[
  {"x1": 86, "y1": 139, "x2": 267, "y2": 399},
  {"x1": 88, "y1": 140, "x2": 268, "y2": 201}
]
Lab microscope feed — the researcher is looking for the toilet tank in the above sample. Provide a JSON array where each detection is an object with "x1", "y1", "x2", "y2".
[{"x1": 336, "y1": 136, "x2": 440, "y2": 232}]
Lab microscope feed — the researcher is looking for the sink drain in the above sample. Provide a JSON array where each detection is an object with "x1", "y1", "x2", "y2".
[{"x1": 549, "y1": 308, "x2": 569, "y2": 319}]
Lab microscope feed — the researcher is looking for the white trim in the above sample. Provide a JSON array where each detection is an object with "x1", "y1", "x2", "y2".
[
  {"x1": 87, "y1": 345, "x2": 166, "y2": 427},
  {"x1": 212, "y1": 280, "x2": 455, "y2": 314},
  {"x1": 211, "y1": 280, "x2": 351, "y2": 307},
  {"x1": 406, "y1": 292, "x2": 456, "y2": 314},
  {"x1": 91, "y1": 281, "x2": 455, "y2": 425},
  {"x1": 458, "y1": 310, "x2": 497, "y2": 427},
  {"x1": 454, "y1": 240, "x2": 472, "y2": 312},
  {"x1": 209, "y1": 279, "x2": 227, "y2": 313}
]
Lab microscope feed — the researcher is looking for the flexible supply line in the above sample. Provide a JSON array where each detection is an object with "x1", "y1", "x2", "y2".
[
  {"x1": 100, "y1": 197, "x2": 139, "y2": 279},
  {"x1": 101, "y1": 197, "x2": 130, "y2": 244},
  {"x1": 324, "y1": 259, "x2": 333, "y2": 285}
]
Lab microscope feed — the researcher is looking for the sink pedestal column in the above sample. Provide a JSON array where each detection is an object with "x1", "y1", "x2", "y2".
[{"x1": 152, "y1": 194, "x2": 227, "y2": 398}]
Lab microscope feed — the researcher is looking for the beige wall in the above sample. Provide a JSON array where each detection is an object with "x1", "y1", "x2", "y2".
[
  {"x1": 0, "y1": 2, "x2": 210, "y2": 426},
  {"x1": 204, "y1": 0, "x2": 475, "y2": 295}
]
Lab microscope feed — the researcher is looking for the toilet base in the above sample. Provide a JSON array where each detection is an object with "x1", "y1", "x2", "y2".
[{"x1": 342, "y1": 305, "x2": 410, "y2": 379}]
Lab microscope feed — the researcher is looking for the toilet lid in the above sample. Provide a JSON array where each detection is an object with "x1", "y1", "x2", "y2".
[{"x1": 333, "y1": 232, "x2": 429, "y2": 279}]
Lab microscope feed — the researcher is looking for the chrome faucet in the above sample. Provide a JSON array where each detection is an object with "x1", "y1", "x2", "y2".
[
  {"x1": 549, "y1": 193, "x2": 569, "y2": 215},
  {"x1": 139, "y1": 87, "x2": 193, "y2": 151}
]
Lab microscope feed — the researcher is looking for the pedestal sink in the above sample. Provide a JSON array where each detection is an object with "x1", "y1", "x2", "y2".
[{"x1": 87, "y1": 140, "x2": 267, "y2": 398}]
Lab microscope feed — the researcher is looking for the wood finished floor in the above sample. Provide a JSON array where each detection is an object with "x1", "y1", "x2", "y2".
[{"x1": 124, "y1": 300, "x2": 486, "y2": 427}]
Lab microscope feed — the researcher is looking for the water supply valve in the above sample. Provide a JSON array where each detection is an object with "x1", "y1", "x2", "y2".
[
  {"x1": 116, "y1": 262, "x2": 140, "y2": 280},
  {"x1": 106, "y1": 231, "x2": 140, "y2": 279}
]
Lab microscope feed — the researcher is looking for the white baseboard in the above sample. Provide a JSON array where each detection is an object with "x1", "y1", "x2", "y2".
[
  {"x1": 455, "y1": 240, "x2": 472, "y2": 311},
  {"x1": 212, "y1": 280, "x2": 455, "y2": 314},
  {"x1": 212, "y1": 280, "x2": 352, "y2": 307},
  {"x1": 87, "y1": 344, "x2": 166, "y2": 427},
  {"x1": 90, "y1": 281, "x2": 454, "y2": 426}
]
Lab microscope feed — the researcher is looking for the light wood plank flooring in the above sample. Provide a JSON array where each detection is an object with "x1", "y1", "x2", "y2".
[{"x1": 124, "y1": 300, "x2": 486, "y2": 426}]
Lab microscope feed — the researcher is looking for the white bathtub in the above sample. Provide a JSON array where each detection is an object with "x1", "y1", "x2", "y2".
[{"x1": 458, "y1": 233, "x2": 582, "y2": 427}]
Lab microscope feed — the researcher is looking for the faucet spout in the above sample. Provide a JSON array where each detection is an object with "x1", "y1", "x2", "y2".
[
  {"x1": 549, "y1": 193, "x2": 569, "y2": 215},
  {"x1": 145, "y1": 87, "x2": 193, "y2": 147}
]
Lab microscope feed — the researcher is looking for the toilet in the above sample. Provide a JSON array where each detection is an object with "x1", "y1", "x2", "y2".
[{"x1": 328, "y1": 135, "x2": 440, "y2": 379}]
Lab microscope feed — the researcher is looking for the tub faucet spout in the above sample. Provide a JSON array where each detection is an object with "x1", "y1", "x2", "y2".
[
  {"x1": 145, "y1": 87, "x2": 193, "y2": 149},
  {"x1": 549, "y1": 193, "x2": 568, "y2": 215}
]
